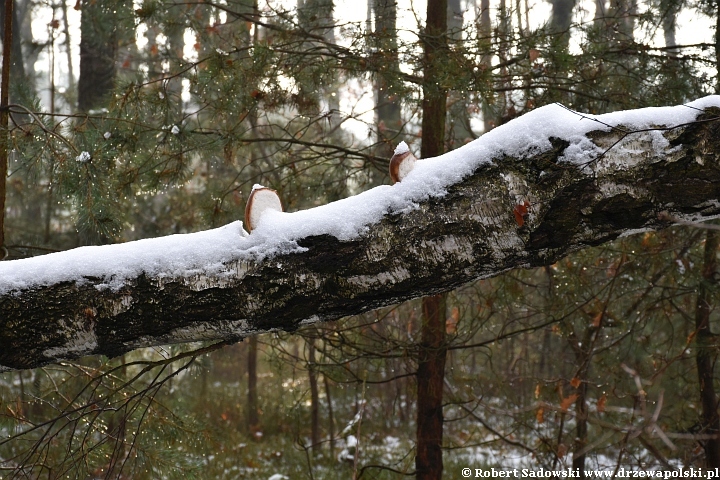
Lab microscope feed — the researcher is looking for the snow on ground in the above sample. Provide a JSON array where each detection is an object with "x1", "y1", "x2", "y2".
[{"x1": 1, "y1": 96, "x2": 718, "y2": 294}]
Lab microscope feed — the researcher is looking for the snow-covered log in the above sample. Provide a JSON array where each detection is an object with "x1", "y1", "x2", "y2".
[{"x1": 2, "y1": 98, "x2": 720, "y2": 371}]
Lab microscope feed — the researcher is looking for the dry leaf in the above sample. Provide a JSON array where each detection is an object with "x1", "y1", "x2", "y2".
[
  {"x1": 536, "y1": 406, "x2": 544, "y2": 423},
  {"x1": 570, "y1": 377, "x2": 581, "y2": 389},
  {"x1": 557, "y1": 443, "x2": 567, "y2": 458},
  {"x1": 560, "y1": 394, "x2": 579, "y2": 412},
  {"x1": 513, "y1": 201, "x2": 530, "y2": 227},
  {"x1": 597, "y1": 394, "x2": 607, "y2": 413}
]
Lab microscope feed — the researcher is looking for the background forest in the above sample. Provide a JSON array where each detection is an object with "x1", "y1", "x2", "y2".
[{"x1": 0, "y1": 0, "x2": 719, "y2": 477}]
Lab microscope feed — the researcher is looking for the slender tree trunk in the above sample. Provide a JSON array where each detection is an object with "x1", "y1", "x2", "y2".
[
  {"x1": 716, "y1": 0, "x2": 720, "y2": 94},
  {"x1": 695, "y1": 230, "x2": 720, "y2": 468},
  {"x1": 604, "y1": 0, "x2": 636, "y2": 46},
  {"x1": 548, "y1": 0, "x2": 576, "y2": 49},
  {"x1": 308, "y1": 338, "x2": 320, "y2": 455},
  {"x1": 594, "y1": 0, "x2": 605, "y2": 25},
  {"x1": 16, "y1": 0, "x2": 36, "y2": 93},
  {"x1": 660, "y1": 0, "x2": 678, "y2": 55},
  {"x1": 446, "y1": 0, "x2": 473, "y2": 148},
  {"x1": 61, "y1": 0, "x2": 75, "y2": 94},
  {"x1": 78, "y1": 1, "x2": 118, "y2": 111},
  {"x1": 296, "y1": 0, "x2": 333, "y2": 116},
  {"x1": 323, "y1": 372, "x2": 335, "y2": 459},
  {"x1": 420, "y1": 0, "x2": 448, "y2": 160},
  {"x1": 415, "y1": 1, "x2": 448, "y2": 476},
  {"x1": 0, "y1": 0, "x2": 13, "y2": 259},
  {"x1": 478, "y1": 0, "x2": 493, "y2": 132},
  {"x1": 247, "y1": 336, "x2": 260, "y2": 434},
  {"x1": 572, "y1": 366, "x2": 589, "y2": 474},
  {"x1": 17, "y1": 369, "x2": 24, "y2": 416},
  {"x1": 372, "y1": 0, "x2": 402, "y2": 173},
  {"x1": 416, "y1": 294, "x2": 447, "y2": 480},
  {"x1": 702, "y1": 29, "x2": 720, "y2": 469},
  {"x1": 545, "y1": 0, "x2": 575, "y2": 106},
  {"x1": 30, "y1": 370, "x2": 41, "y2": 417},
  {"x1": 0, "y1": 0, "x2": 24, "y2": 86}
]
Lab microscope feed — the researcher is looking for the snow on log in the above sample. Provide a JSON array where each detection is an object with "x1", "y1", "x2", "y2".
[{"x1": 2, "y1": 98, "x2": 720, "y2": 370}]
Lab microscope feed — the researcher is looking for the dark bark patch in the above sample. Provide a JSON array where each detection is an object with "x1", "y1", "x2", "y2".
[
  {"x1": 590, "y1": 193, "x2": 653, "y2": 230},
  {"x1": 527, "y1": 179, "x2": 597, "y2": 250},
  {"x1": 297, "y1": 234, "x2": 363, "y2": 273}
]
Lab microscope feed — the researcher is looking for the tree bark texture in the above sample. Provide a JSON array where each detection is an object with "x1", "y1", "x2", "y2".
[
  {"x1": 416, "y1": 0, "x2": 448, "y2": 475},
  {"x1": 0, "y1": 0, "x2": 12, "y2": 256},
  {"x1": 695, "y1": 229, "x2": 720, "y2": 468},
  {"x1": 2, "y1": 109, "x2": 720, "y2": 370},
  {"x1": 415, "y1": 293, "x2": 447, "y2": 480},
  {"x1": 0, "y1": 0, "x2": 23, "y2": 86},
  {"x1": 419, "y1": 0, "x2": 447, "y2": 162}
]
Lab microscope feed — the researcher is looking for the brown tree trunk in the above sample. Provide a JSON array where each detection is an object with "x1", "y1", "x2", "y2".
[
  {"x1": 420, "y1": 0, "x2": 447, "y2": 163},
  {"x1": 247, "y1": 336, "x2": 260, "y2": 434},
  {"x1": 695, "y1": 230, "x2": 720, "y2": 468},
  {"x1": 0, "y1": 0, "x2": 12, "y2": 259},
  {"x1": 415, "y1": 1, "x2": 448, "y2": 475},
  {"x1": 416, "y1": 293, "x2": 447, "y2": 480},
  {"x1": 0, "y1": 0, "x2": 23, "y2": 85}
]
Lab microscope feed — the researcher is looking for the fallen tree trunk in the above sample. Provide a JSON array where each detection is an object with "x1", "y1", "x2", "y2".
[{"x1": 2, "y1": 100, "x2": 720, "y2": 370}]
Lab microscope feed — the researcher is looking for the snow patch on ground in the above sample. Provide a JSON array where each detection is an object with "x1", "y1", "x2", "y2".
[{"x1": 0, "y1": 97, "x2": 718, "y2": 294}]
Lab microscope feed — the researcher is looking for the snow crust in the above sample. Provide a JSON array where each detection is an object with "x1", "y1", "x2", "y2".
[
  {"x1": 1, "y1": 96, "x2": 718, "y2": 294},
  {"x1": 0, "y1": 222, "x2": 250, "y2": 293},
  {"x1": 394, "y1": 141, "x2": 409, "y2": 155}
]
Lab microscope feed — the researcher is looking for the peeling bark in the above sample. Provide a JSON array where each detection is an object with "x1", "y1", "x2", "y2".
[{"x1": 2, "y1": 109, "x2": 720, "y2": 370}]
